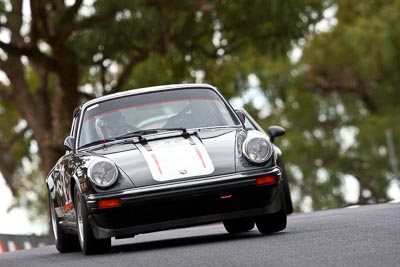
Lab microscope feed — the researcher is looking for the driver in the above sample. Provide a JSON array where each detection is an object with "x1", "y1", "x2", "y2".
[{"x1": 95, "y1": 111, "x2": 136, "y2": 139}]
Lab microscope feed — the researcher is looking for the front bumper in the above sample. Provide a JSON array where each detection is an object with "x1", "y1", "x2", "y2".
[{"x1": 85, "y1": 167, "x2": 283, "y2": 239}]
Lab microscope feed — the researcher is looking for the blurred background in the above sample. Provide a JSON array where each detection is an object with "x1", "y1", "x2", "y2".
[{"x1": 0, "y1": 0, "x2": 399, "y2": 236}]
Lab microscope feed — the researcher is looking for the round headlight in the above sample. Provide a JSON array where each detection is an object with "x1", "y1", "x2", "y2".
[
  {"x1": 243, "y1": 131, "x2": 273, "y2": 164},
  {"x1": 88, "y1": 159, "x2": 118, "y2": 188}
]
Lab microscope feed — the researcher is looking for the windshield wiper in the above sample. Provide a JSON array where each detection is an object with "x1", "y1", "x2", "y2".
[
  {"x1": 80, "y1": 128, "x2": 190, "y2": 149},
  {"x1": 115, "y1": 127, "x2": 188, "y2": 140},
  {"x1": 79, "y1": 137, "x2": 118, "y2": 149}
]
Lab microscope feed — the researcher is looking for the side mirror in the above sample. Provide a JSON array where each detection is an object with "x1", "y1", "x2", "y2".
[
  {"x1": 235, "y1": 110, "x2": 246, "y2": 124},
  {"x1": 64, "y1": 136, "x2": 75, "y2": 152},
  {"x1": 268, "y1": 126, "x2": 285, "y2": 143}
]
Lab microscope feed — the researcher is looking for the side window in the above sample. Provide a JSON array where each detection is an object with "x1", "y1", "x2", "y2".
[
  {"x1": 70, "y1": 107, "x2": 82, "y2": 138},
  {"x1": 70, "y1": 116, "x2": 78, "y2": 137},
  {"x1": 243, "y1": 115, "x2": 256, "y2": 130}
]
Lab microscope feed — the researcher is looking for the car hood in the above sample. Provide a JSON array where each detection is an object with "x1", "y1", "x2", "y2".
[{"x1": 94, "y1": 128, "x2": 237, "y2": 187}]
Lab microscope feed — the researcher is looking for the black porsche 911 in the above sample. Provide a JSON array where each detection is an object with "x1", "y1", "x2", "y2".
[{"x1": 46, "y1": 83, "x2": 292, "y2": 255}]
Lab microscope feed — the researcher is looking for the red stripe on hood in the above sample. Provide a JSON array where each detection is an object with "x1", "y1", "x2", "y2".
[{"x1": 151, "y1": 153, "x2": 163, "y2": 175}]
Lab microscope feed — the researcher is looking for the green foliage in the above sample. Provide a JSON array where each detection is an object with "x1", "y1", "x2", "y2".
[
  {"x1": 73, "y1": 1, "x2": 328, "y2": 94},
  {"x1": 267, "y1": 0, "x2": 400, "y2": 210}
]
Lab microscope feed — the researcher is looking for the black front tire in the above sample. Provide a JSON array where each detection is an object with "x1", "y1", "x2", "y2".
[
  {"x1": 278, "y1": 158, "x2": 294, "y2": 214},
  {"x1": 256, "y1": 190, "x2": 287, "y2": 234},
  {"x1": 49, "y1": 193, "x2": 80, "y2": 253},
  {"x1": 282, "y1": 177, "x2": 293, "y2": 214},
  {"x1": 74, "y1": 184, "x2": 111, "y2": 255},
  {"x1": 223, "y1": 218, "x2": 255, "y2": 234}
]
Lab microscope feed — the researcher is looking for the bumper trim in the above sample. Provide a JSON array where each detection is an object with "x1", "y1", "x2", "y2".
[{"x1": 86, "y1": 168, "x2": 281, "y2": 203}]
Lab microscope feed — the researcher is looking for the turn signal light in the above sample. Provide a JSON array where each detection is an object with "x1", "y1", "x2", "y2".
[
  {"x1": 256, "y1": 175, "x2": 277, "y2": 185},
  {"x1": 98, "y1": 198, "x2": 121, "y2": 209}
]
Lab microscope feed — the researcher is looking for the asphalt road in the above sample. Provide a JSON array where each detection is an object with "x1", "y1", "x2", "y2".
[{"x1": 1, "y1": 202, "x2": 399, "y2": 267}]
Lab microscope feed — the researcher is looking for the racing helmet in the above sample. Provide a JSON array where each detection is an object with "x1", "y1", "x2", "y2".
[{"x1": 95, "y1": 111, "x2": 131, "y2": 139}]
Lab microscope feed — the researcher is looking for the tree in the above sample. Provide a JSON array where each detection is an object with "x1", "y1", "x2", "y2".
[
  {"x1": 261, "y1": 0, "x2": 400, "y2": 209},
  {"x1": 0, "y1": 0, "x2": 327, "y2": 216}
]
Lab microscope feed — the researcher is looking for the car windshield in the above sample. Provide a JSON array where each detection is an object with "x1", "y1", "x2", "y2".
[{"x1": 78, "y1": 88, "x2": 240, "y2": 148}]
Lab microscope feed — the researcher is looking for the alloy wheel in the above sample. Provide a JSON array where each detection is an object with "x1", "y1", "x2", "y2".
[
  {"x1": 50, "y1": 200, "x2": 58, "y2": 241},
  {"x1": 76, "y1": 194, "x2": 85, "y2": 246}
]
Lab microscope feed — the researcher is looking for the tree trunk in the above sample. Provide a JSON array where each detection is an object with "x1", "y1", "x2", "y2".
[{"x1": 40, "y1": 54, "x2": 81, "y2": 174}]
